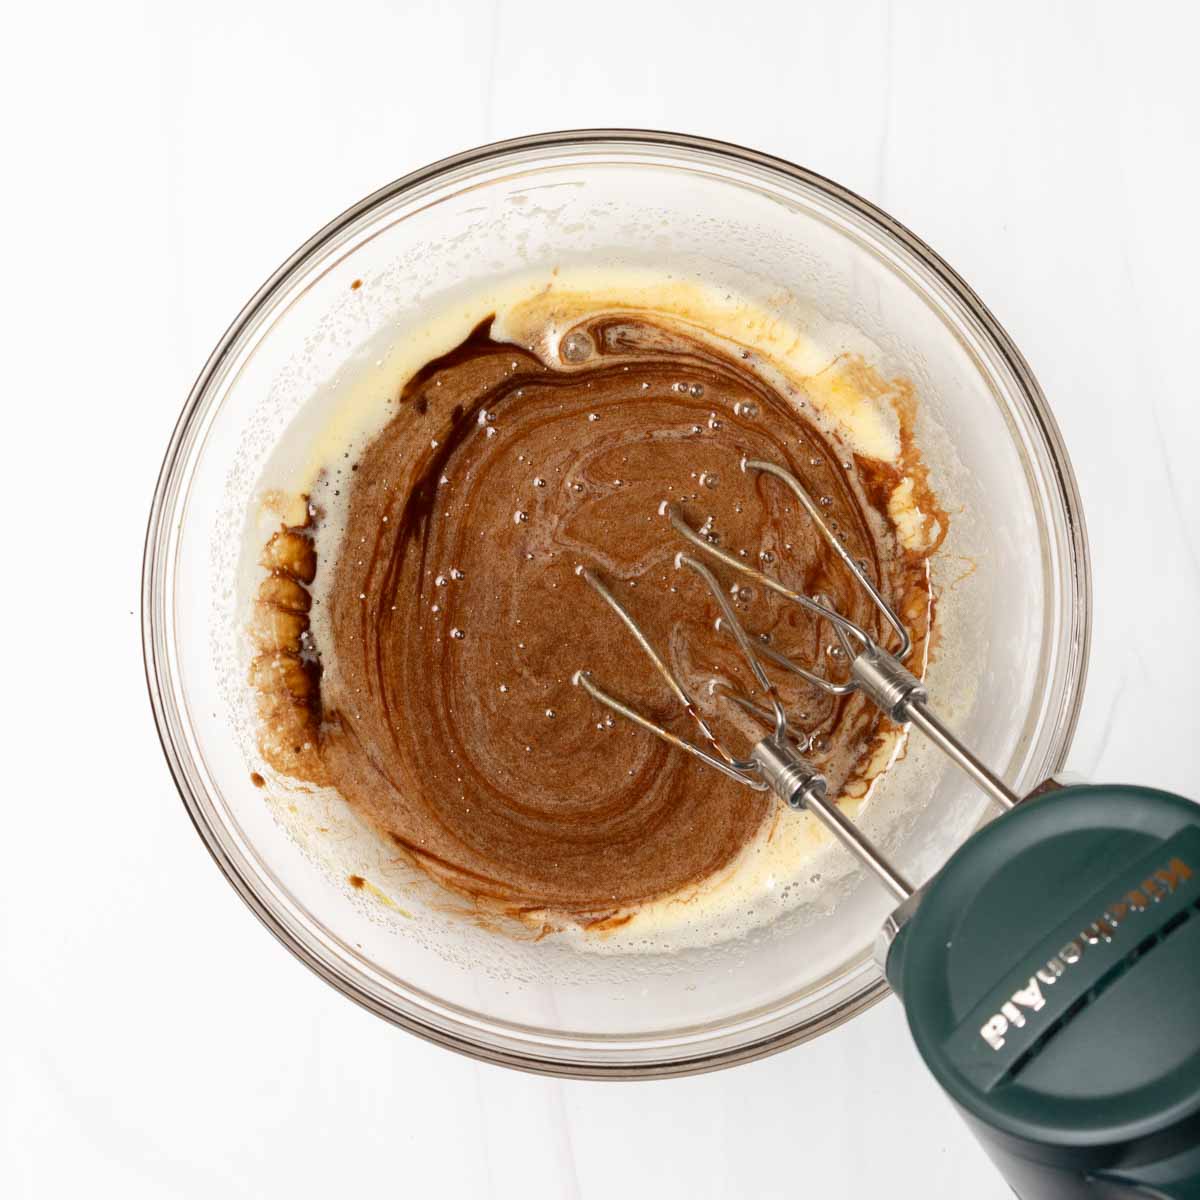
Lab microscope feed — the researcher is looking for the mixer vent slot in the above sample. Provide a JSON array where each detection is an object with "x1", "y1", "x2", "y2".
[{"x1": 1002, "y1": 896, "x2": 1200, "y2": 1084}]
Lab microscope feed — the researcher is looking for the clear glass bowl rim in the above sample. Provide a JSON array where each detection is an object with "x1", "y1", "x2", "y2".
[{"x1": 142, "y1": 128, "x2": 1091, "y2": 1078}]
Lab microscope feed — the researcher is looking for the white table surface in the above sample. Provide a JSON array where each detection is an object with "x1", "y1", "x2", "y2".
[{"x1": 5, "y1": 2, "x2": 1200, "y2": 1196}]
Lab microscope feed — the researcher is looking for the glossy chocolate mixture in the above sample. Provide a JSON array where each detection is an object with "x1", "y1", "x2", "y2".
[{"x1": 252, "y1": 315, "x2": 937, "y2": 924}]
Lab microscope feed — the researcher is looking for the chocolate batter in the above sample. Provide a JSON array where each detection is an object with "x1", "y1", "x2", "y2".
[{"x1": 251, "y1": 314, "x2": 939, "y2": 925}]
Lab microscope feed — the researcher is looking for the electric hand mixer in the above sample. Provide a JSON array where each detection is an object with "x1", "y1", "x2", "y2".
[{"x1": 574, "y1": 459, "x2": 1200, "y2": 1199}]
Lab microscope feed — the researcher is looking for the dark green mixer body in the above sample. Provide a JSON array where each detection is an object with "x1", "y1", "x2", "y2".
[{"x1": 884, "y1": 785, "x2": 1200, "y2": 1198}]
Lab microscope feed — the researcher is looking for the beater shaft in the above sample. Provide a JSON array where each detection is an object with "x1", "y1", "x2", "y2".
[
  {"x1": 752, "y1": 737, "x2": 913, "y2": 900},
  {"x1": 905, "y1": 700, "x2": 1018, "y2": 811}
]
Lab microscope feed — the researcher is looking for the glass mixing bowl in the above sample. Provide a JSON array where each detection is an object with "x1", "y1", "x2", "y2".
[{"x1": 143, "y1": 130, "x2": 1089, "y2": 1077}]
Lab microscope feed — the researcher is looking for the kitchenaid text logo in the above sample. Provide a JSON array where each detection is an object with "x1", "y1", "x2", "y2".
[{"x1": 979, "y1": 856, "x2": 1193, "y2": 1052}]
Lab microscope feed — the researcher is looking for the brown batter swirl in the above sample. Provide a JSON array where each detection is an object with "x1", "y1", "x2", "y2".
[{"x1": 251, "y1": 314, "x2": 939, "y2": 925}]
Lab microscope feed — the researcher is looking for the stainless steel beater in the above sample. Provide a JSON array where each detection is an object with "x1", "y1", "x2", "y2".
[{"x1": 573, "y1": 457, "x2": 1020, "y2": 903}]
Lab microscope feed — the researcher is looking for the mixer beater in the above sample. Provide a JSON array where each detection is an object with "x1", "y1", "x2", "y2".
[{"x1": 574, "y1": 456, "x2": 1017, "y2": 905}]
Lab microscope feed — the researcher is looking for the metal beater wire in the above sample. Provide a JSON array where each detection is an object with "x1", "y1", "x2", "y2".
[
  {"x1": 744, "y1": 459, "x2": 912, "y2": 660},
  {"x1": 573, "y1": 670, "x2": 766, "y2": 788},
  {"x1": 574, "y1": 566, "x2": 766, "y2": 783},
  {"x1": 579, "y1": 566, "x2": 722, "y2": 754},
  {"x1": 674, "y1": 553, "x2": 789, "y2": 745},
  {"x1": 667, "y1": 503, "x2": 866, "y2": 696}
]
